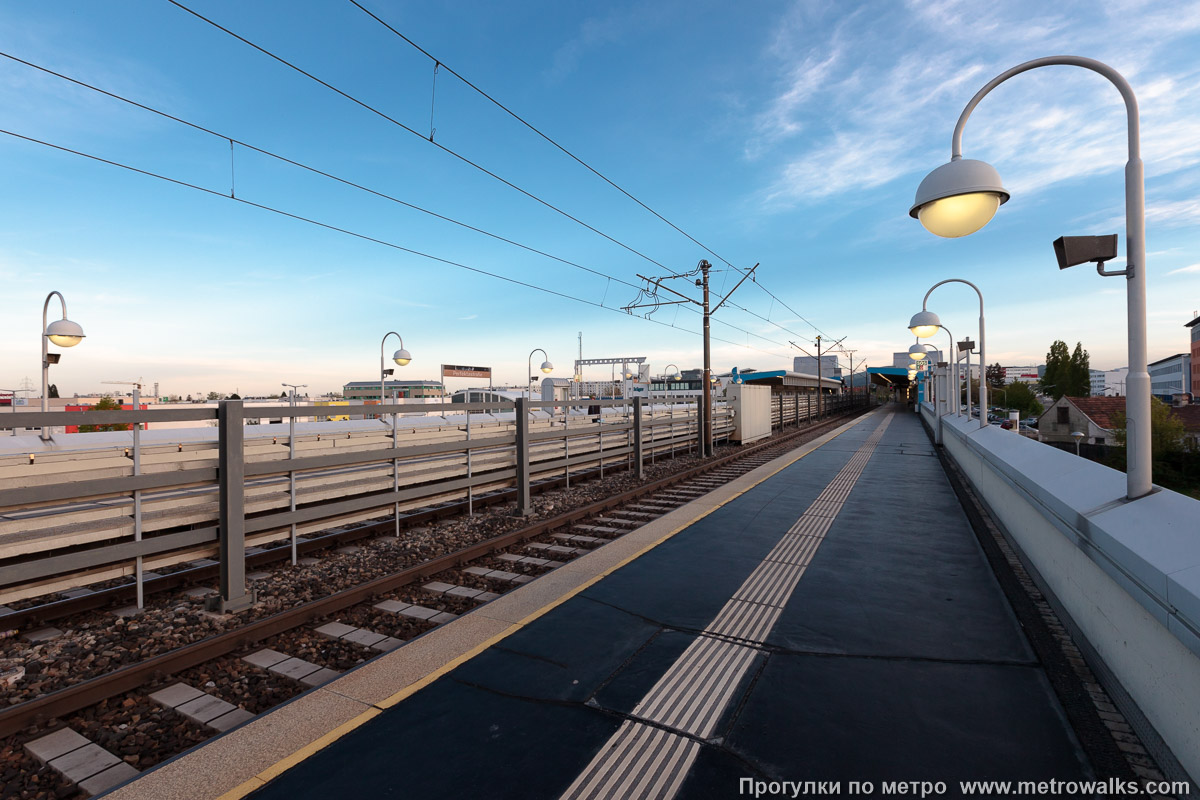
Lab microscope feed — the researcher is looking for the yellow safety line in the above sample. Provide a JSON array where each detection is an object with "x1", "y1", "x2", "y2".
[{"x1": 220, "y1": 409, "x2": 878, "y2": 798}]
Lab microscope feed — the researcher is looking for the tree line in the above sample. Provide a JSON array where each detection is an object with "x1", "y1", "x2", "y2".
[{"x1": 963, "y1": 339, "x2": 1091, "y2": 420}]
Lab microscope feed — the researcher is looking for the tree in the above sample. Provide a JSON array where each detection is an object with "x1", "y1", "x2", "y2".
[
  {"x1": 48, "y1": 384, "x2": 59, "y2": 399},
  {"x1": 279, "y1": 391, "x2": 288, "y2": 399},
  {"x1": 985, "y1": 363, "x2": 1004, "y2": 390},
  {"x1": 1111, "y1": 397, "x2": 1186, "y2": 456},
  {"x1": 228, "y1": 393, "x2": 241, "y2": 400},
  {"x1": 206, "y1": 391, "x2": 223, "y2": 401},
  {"x1": 1068, "y1": 342, "x2": 1091, "y2": 397},
  {"x1": 78, "y1": 395, "x2": 132, "y2": 432},
  {"x1": 1040, "y1": 340, "x2": 1071, "y2": 400},
  {"x1": 992, "y1": 381, "x2": 1042, "y2": 419},
  {"x1": 961, "y1": 377, "x2": 980, "y2": 406}
]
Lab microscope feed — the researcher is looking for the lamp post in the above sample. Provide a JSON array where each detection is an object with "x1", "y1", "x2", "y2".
[
  {"x1": 908, "y1": 342, "x2": 930, "y2": 406},
  {"x1": 910, "y1": 56, "x2": 1150, "y2": 499},
  {"x1": 41, "y1": 291, "x2": 85, "y2": 440},
  {"x1": 380, "y1": 332, "x2": 411, "y2": 410},
  {"x1": 527, "y1": 348, "x2": 553, "y2": 401},
  {"x1": 935, "y1": 327, "x2": 956, "y2": 417},
  {"x1": 909, "y1": 279, "x2": 986, "y2": 428},
  {"x1": 958, "y1": 339, "x2": 976, "y2": 419}
]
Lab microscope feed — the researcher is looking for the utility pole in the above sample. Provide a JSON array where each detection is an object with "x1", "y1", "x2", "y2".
[
  {"x1": 840, "y1": 349, "x2": 857, "y2": 406},
  {"x1": 791, "y1": 335, "x2": 845, "y2": 418},
  {"x1": 624, "y1": 260, "x2": 757, "y2": 457},
  {"x1": 700, "y1": 260, "x2": 712, "y2": 454},
  {"x1": 816, "y1": 335, "x2": 823, "y2": 417},
  {"x1": 575, "y1": 331, "x2": 583, "y2": 401}
]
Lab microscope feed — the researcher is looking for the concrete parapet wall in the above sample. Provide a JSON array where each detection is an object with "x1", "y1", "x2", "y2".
[{"x1": 930, "y1": 409, "x2": 1200, "y2": 782}]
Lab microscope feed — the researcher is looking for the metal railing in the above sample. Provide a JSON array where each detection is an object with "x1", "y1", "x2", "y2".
[
  {"x1": 768, "y1": 393, "x2": 858, "y2": 431},
  {"x1": 0, "y1": 397, "x2": 732, "y2": 610}
]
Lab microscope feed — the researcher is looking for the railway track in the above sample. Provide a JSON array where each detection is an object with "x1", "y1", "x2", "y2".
[{"x1": 0, "y1": 406, "x2": 868, "y2": 798}]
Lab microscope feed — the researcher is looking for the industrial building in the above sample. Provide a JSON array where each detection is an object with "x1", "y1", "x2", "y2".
[{"x1": 342, "y1": 380, "x2": 445, "y2": 401}]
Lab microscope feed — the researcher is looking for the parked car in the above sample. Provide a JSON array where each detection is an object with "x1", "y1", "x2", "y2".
[
  {"x1": 1022, "y1": 417, "x2": 1039, "y2": 429},
  {"x1": 1000, "y1": 419, "x2": 1014, "y2": 429}
]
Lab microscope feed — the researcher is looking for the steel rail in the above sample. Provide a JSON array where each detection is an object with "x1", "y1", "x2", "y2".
[{"x1": 0, "y1": 406, "x2": 865, "y2": 738}]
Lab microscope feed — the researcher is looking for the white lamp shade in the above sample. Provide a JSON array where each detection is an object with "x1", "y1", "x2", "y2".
[
  {"x1": 45, "y1": 318, "x2": 85, "y2": 347},
  {"x1": 910, "y1": 159, "x2": 1009, "y2": 238},
  {"x1": 908, "y1": 309, "x2": 942, "y2": 338},
  {"x1": 393, "y1": 348, "x2": 411, "y2": 366},
  {"x1": 908, "y1": 344, "x2": 928, "y2": 361},
  {"x1": 540, "y1": 360, "x2": 553, "y2": 374}
]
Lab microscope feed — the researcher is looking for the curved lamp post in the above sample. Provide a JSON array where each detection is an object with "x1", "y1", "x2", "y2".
[
  {"x1": 663, "y1": 363, "x2": 680, "y2": 381},
  {"x1": 41, "y1": 290, "x2": 85, "y2": 440},
  {"x1": 932, "y1": 326, "x2": 957, "y2": 417},
  {"x1": 910, "y1": 55, "x2": 1149, "y2": 498},
  {"x1": 909, "y1": 278, "x2": 985, "y2": 426},
  {"x1": 527, "y1": 348, "x2": 553, "y2": 401},
  {"x1": 380, "y1": 332, "x2": 411, "y2": 407}
]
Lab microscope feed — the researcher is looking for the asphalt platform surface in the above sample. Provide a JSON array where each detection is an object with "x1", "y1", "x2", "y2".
[{"x1": 250, "y1": 407, "x2": 1093, "y2": 799}]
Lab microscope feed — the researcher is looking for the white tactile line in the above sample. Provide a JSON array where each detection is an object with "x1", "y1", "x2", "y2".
[{"x1": 559, "y1": 413, "x2": 894, "y2": 800}]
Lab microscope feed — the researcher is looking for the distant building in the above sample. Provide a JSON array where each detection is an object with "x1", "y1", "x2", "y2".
[
  {"x1": 1038, "y1": 396, "x2": 1124, "y2": 445},
  {"x1": 1088, "y1": 367, "x2": 1128, "y2": 397},
  {"x1": 1186, "y1": 312, "x2": 1200, "y2": 396},
  {"x1": 1040, "y1": 395, "x2": 1200, "y2": 447},
  {"x1": 793, "y1": 355, "x2": 842, "y2": 379},
  {"x1": 342, "y1": 380, "x2": 444, "y2": 401},
  {"x1": 1001, "y1": 366, "x2": 1040, "y2": 385},
  {"x1": 1148, "y1": 353, "x2": 1191, "y2": 402}
]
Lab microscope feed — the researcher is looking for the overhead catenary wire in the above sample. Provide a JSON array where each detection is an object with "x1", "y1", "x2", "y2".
[
  {"x1": 0, "y1": 49, "x2": 802, "y2": 352},
  {"x1": 164, "y1": 0, "x2": 838, "y2": 345},
  {"x1": 0, "y1": 51, "x2": 628, "y2": 290},
  {"x1": 0, "y1": 126, "x2": 795, "y2": 360},
  {"x1": 347, "y1": 0, "x2": 834, "y2": 340},
  {"x1": 347, "y1": 0, "x2": 737, "y2": 270},
  {"x1": 164, "y1": 0, "x2": 672, "y2": 272}
]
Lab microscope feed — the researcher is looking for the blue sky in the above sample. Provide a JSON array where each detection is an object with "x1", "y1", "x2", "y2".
[{"x1": 2, "y1": 0, "x2": 1199, "y2": 399}]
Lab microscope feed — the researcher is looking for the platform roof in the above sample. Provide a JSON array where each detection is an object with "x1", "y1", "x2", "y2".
[{"x1": 738, "y1": 370, "x2": 843, "y2": 390}]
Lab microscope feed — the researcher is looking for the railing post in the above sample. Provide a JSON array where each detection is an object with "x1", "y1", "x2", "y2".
[
  {"x1": 131, "y1": 387, "x2": 144, "y2": 608},
  {"x1": 516, "y1": 398, "x2": 532, "y2": 516},
  {"x1": 777, "y1": 393, "x2": 784, "y2": 430},
  {"x1": 633, "y1": 397, "x2": 644, "y2": 479},
  {"x1": 212, "y1": 399, "x2": 254, "y2": 612}
]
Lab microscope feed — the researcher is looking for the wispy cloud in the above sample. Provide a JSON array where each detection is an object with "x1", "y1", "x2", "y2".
[
  {"x1": 458, "y1": 314, "x2": 478, "y2": 320},
  {"x1": 1146, "y1": 198, "x2": 1200, "y2": 227},
  {"x1": 545, "y1": 3, "x2": 669, "y2": 84},
  {"x1": 747, "y1": 1, "x2": 1200, "y2": 212},
  {"x1": 1166, "y1": 262, "x2": 1200, "y2": 276}
]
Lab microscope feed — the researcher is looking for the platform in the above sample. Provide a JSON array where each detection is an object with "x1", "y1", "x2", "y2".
[{"x1": 108, "y1": 405, "x2": 1098, "y2": 799}]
